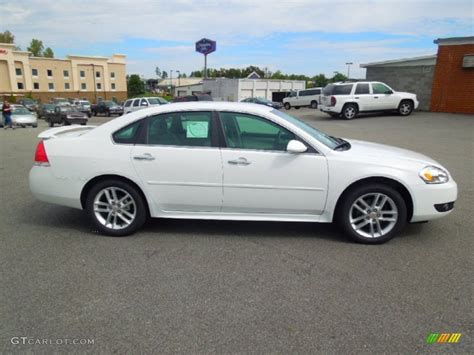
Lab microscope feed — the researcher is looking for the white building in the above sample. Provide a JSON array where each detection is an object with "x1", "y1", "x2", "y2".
[{"x1": 174, "y1": 78, "x2": 304, "y2": 101}]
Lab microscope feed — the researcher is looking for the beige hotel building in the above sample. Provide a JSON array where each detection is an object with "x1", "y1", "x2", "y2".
[{"x1": 0, "y1": 42, "x2": 127, "y2": 103}]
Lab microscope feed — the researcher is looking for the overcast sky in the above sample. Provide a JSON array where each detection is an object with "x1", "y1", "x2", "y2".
[{"x1": 1, "y1": 0, "x2": 472, "y2": 78}]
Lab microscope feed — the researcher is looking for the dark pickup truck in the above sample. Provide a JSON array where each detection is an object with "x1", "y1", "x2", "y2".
[
  {"x1": 47, "y1": 105, "x2": 88, "y2": 127},
  {"x1": 91, "y1": 101, "x2": 123, "y2": 116}
]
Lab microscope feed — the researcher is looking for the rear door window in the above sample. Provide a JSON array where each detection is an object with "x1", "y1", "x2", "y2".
[
  {"x1": 113, "y1": 120, "x2": 144, "y2": 144},
  {"x1": 132, "y1": 99, "x2": 140, "y2": 107},
  {"x1": 355, "y1": 84, "x2": 370, "y2": 95}
]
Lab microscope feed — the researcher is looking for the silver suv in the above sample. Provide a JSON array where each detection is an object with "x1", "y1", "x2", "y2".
[{"x1": 319, "y1": 81, "x2": 419, "y2": 120}]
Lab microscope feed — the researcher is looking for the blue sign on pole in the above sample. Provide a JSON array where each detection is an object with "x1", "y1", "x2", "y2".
[{"x1": 195, "y1": 38, "x2": 216, "y2": 55}]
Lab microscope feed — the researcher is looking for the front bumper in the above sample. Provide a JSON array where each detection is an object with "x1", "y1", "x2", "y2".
[{"x1": 410, "y1": 179, "x2": 458, "y2": 222}]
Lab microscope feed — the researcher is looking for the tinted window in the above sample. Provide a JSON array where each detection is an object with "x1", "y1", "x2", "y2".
[
  {"x1": 315, "y1": 89, "x2": 321, "y2": 95},
  {"x1": 132, "y1": 99, "x2": 140, "y2": 107},
  {"x1": 372, "y1": 83, "x2": 392, "y2": 94},
  {"x1": 113, "y1": 120, "x2": 143, "y2": 144},
  {"x1": 323, "y1": 84, "x2": 353, "y2": 96},
  {"x1": 140, "y1": 99, "x2": 148, "y2": 106},
  {"x1": 147, "y1": 112, "x2": 213, "y2": 147},
  {"x1": 220, "y1": 112, "x2": 295, "y2": 151},
  {"x1": 288, "y1": 91, "x2": 297, "y2": 97},
  {"x1": 355, "y1": 83, "x2": 370, "y2": 95},
  {"x1": 124, "y1": 100, "x2": 132, "y2": 108}
]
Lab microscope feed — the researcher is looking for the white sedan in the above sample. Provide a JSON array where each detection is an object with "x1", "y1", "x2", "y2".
[{"x1": 29, "y1": 102, "x2": 457, "y2": 243}]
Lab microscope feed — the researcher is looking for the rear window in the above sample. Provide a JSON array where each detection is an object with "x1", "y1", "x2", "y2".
[
  {"x1": 323, "y1": 84, "x2": 354, "y2": 96},
  {"x1": 113, "y1": 120, "x2": 144, "y2": 144}
]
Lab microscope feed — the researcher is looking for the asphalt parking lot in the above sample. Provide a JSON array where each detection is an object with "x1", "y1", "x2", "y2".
[{"x1": 1, "y1": 108, "x2": 472, "y2": 353}]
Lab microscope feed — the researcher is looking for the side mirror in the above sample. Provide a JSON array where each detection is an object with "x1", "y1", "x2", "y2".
[
  {"x1": 286, "y1": 140, "x2": 307, "y2": 153},
  {"x1": 385, "y1": 90, "x2": 393, "y2": 95},
  {"x1": 141, "y1": 102, "x2": 148, "y2": 106}
]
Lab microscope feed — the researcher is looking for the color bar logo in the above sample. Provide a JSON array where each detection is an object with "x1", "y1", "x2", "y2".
[{"x1": 426, "y1": 333, "x2": 462, "y2": 344}]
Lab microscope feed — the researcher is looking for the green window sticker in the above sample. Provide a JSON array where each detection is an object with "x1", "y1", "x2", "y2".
[{"x1": 186, "y1": 121, "x2": 209, "y2": 138}]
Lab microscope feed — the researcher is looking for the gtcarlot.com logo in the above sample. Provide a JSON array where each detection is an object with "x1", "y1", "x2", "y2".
[
  {"x1": 11, "y1": 337, "x2": 94, "y2": 345},
  {"x1": 426, "y1": 333, "x2": 462, "y2": 344}
]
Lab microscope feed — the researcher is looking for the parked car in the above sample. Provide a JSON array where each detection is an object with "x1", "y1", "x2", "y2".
[
  {"x1": 47, "y1": 105, "x2": 88, "y2": 127},
  {"x1": 74, "y1": 100, "x2": 92, "y2": 117},
  {"x1": 91, "y1": 101, "x2": 123, "y2": 116},
  {"x1": 241, "y1": 97, "x2": 283, "y2": 109},
  {"x1": 123, "y1": 97, "x2": 169, "y2": 114},
  {"x1": 37, "y1": 103, "x2": 56, "y2": 120},
  {"x1": 19, "y1": 98, "x2": 39, "y2": 112},
  {"x1": 29, "y1": 102, "x2": 457, "y2": 244},
  {"x1": 172, "y1": 94, "x2": 213, "y2": 102},
  {"x1": 319, "y1": 81, "x2": 419, "y2": 120},
  {"x1": 283, "y1": 88, "x2": 323, "y2": 110},
  {"x1": 52, "y1": 98, "x2": 69, "y2": 106},
  {"x1": 1, "y1": 104, "x2": 38, "y2": 128}
]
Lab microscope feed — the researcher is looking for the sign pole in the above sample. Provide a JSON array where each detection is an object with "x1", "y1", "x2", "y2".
[{"x1": 204, "y1": 54, "x2": 207, "y2": 79}]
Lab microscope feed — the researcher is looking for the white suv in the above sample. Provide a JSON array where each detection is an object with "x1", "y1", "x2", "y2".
[
  {"x1": 123, "y1": 97, "x2": 169, "y2": 114},
  {"x1": 319, "y1": 81, "x2": 419, "y2": 120},
  {"x1": 283, "y1": 88, "x2": 323, "y2": 110}
]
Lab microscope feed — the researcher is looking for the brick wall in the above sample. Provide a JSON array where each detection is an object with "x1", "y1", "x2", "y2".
[
  {"x1": 431, "y1": 44, "x2": 474, "y2": 114},
  {"x1": 366, "y1": 66, "x2": 435, "y2": 111}
]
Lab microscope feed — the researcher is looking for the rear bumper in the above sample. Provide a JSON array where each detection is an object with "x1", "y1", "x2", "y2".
[
  {"x1": 29, "y1": 166, "x2": 83, "y2": 209},
  {"x1": 410, "y1": 180, "x2": 458, "y2": 222},
  {"x1": 319, "y1": 105, "x2": 339, "y2": 113}
]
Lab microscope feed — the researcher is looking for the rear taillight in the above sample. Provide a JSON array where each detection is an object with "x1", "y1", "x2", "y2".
[
  {"x1": 34, "y1": 140, "x2": 50, "y2": 166},
  {"x1": 330, "y1": 96, "x2": 337, "y2": 106}
]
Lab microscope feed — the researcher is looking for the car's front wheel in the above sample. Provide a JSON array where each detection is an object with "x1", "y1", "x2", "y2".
[
  {"x1": 337, "y1": 184, "x2": 407, "y2": 244},
  {"x1": 284, "y1": 103, "x2": 291, "y2": 110},
  {"x1": 86, "y1": 179, "x2": 147, "y2": 236},
  {"x1": 398, "y1": 100, "x2": 414, "y2": 116}
]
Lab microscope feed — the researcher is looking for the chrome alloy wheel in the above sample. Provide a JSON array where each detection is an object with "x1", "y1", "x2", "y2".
[
  {"x1": 349, "y1": 193, "x2": 398, "y2": 239},
  {"x1": 344, "y1": 106, "x2": 356, "y2": 119},
  {"x1": 399, "y1": 102, "x2": 412, "y2": 115},
  {"x1": 93, "y1": 187, "x2": 137, "y2": 230}
]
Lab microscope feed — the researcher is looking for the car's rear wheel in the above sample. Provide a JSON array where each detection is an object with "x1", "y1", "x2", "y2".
[
  {"x1": 86, "y1": 179, "x2": 147, "y2": 236},
  {"x1": 342, "y1": 104, "x2": 358, "y2": 120},
  {"x1": 337, "y1": 184, "x2": 407, "y2": 244},
  {"x1": 398, "y1": 100, "x2": 413, "y2": 116},
  {"x1": 284, "y1": 103, "x2": 291, "y2": 110},
  {"x1": 295, "y1": 106, "x2": 300, "y2": 110},
  {"x1": 310, "y1": 100, "x2": 318, "y2": 109}
]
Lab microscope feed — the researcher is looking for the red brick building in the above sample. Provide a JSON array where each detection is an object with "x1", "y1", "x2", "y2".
[{"x1": 431, "y1": 37, "x2": 474, "y2": 114}]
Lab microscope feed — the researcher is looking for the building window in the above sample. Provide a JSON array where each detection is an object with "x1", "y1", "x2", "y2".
[
  {"x1": 81, "y1": 83, "x2": 87, "y2": 90},
  {"x1": 63, "y1": 70, "x2": 69, "y2": 78},
  {"x1": 48, "y1": 83, "x2": 54, "y2": 91},
  {"x1": 17, "y1": 82, "x2": 24, "y2": 89},
  {"x1": 96, "y1": 83, "x2": 102, "y2": 90},
  {"x1": 80, "y1": 70, "x2": 85, "y2": 78},
  {"x1": 33, "y1": 82, "x2": 39, "y2": 90},
  {"x1": 32, "y1": 68, "x2": 38, "y2": 76},
  {"x1": 111, "y1": 83, "x2": 116, "y2": 90},
  {"x1": 65, "y1": 83, "x2": 70, "y2": 90},
  {"x1": 16, "y1": 68, "x2": 22, "y2": 76},
  {"x1": 47, "y1": 69, "x2": 53, "y2": 77},
  {"x1": 96, "y1": 71, "x2": 101, "y2": 78},
  {"x1": 110, "y1": 72, "x2": 115, "y2": 79}
]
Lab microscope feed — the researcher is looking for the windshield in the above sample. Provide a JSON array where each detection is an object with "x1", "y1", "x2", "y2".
[
  {"x1": 43, "y1": 104, "x2": 55, "y2": 109},
  {"x1": 79, "y1": 101, "x2": 91, "y2": 105},
  {"x1": 60, "y1": 106, "x2": 79, "y2": 112},
  {"x1": 147, "y1": 98, "x2": 166, "y2": 105},
  {"x1": 271, "y1": 110, "x2": 339, "y2": 149},
  {"x1": 12, "y1": 107, "x2": 32, "y2": 115},
  {"x1": 256, "y1": 97, "x2": 272, "y2": 104},
  {"x1": 104, "y1": 101, "x2": 117, "y2": 107}
]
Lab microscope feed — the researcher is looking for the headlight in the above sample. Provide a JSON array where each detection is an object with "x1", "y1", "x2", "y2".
[{"x1": 419, "y1": 166, "x2": 449, "y2": 184}]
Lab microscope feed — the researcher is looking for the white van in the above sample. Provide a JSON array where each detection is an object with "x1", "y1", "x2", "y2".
[
  {"x1": 283, "y1": 88, "x2": 323, "y2": 110},
  {"x1": 123, "y1": 97, "x2": 169, "y2": 114}
]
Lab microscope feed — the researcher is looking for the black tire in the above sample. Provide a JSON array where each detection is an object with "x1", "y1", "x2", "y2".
[
  {"x1": 284, "y1": 103, "x2": 291, "y2": 110},
  {"x1": 342, "y1": 104, "x2": 358, "y2": 120},
  {"x1": 295, "y1": 106, "x2": 300, "y2": 110},
  {"x1": 32, "y1": 124, "x2": 38, "y2": 128},
  {"x1": 80, "y1": 123, "x2": 86, "y2": 126},
  {"x1": 86, "y1": 179, "x2": 147, "y2": 237},
  {"x1": 398, "y1": 100, "x2": 414, "y2": 116},
  {"x1": 310, "y1": 100, "x2": 318, "y2": 109},
  {"x1": 93, "y1": 111, "x2": 97, "y2": 116},
  {"x1": 107, "y1": 110, "x2": 111, "y2": 117},
  {"x1": 336, "y1": 184, "x2": 407, "y2": 244},
  {"x1": 48, "y1": 120, "x2": 54, "y2": 127}
]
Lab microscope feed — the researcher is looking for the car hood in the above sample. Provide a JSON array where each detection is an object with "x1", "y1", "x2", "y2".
[
  {"x1": 343, "y1": 139, "x2": 440, "y2": 166},
  {"x1": 12, "y1": 114, "x2": 37, "y2": 122},
  {"x1": 394, "y1": 91, "x2": 417, "y2": 98}
]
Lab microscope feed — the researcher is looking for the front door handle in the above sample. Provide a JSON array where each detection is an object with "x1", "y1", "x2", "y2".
[
  {"x1": 228, "y1": 157, "x2": 251, "y2": 166},
  {"x1": 133, "y1": 153, "x2": 155, "y2": 161},
  {"x1": 374, "y1": 96, "x2": 379, "y2": 99}
]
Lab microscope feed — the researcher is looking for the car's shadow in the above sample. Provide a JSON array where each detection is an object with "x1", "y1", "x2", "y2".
[{"x1": 22, "y1": 201, "x2": 425, "y2": 243}]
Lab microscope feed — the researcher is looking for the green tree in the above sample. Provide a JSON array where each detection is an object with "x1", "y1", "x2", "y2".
[
  {"x1": 312, "y1": 74, "x2": 329, "y2": 87},
  {"x1": 43, "y1": 47, "x2": 54, "y2": 58},
  {"x1": 331, "y1": 72, "x2": 348, "y2": 82},
  {"x1": 0, "y1": 30, "x2": 15, "y2": 43},
  {"x1": 155, "y1": 66, "x2": 161, "y2": 78},
  {"x1": 27, "y1": 39, "x2": 44, "y2": 57},
  {"x1": 127, "y1": 74, "x2": 145, "y2": 97},
  {"x1": 161, "y1": 71, "x2": 168, "y2": 79}
]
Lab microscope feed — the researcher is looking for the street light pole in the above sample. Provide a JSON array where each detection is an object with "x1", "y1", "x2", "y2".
[
  {"x1": 176, "y1": 70, "x2": 181, "y2": 87},
  {"x1": 170, "y1": 70, "x2": 173, "y2": 96},
  {"x1": 91, "y1": 63, "x2": 97, "y2": 103},
  {"x1": 345, "y1": 62, "x2": 353, "y2": 79}
]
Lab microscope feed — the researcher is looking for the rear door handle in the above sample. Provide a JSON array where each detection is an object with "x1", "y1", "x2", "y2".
[
  {"x1": 228, "y1": 157, "x2": 251, "y2": 166},
  {"x1": 354, "y1": 97, "x2": 359, "y2": 99},
  {"x1": 133, "y1": 153, "x2": 155, "y2": 161}
]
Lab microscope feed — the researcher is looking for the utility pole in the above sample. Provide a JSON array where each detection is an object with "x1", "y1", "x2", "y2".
[
  {"x1": 176, "y1": 70, "x2": 181, "y2": 87},
  {"x1": 345, "y1": 62, "x2": 353, "y2": 79},
  {"x1": 170, "y1": 70, "x2": 173, "y2": 95}
]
